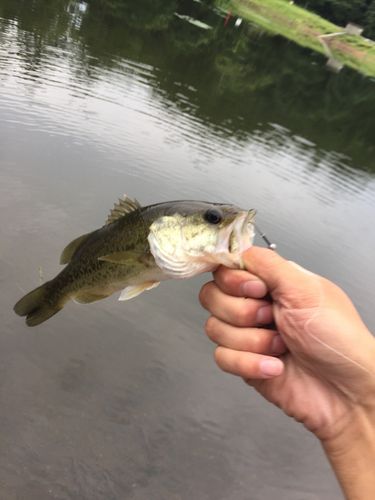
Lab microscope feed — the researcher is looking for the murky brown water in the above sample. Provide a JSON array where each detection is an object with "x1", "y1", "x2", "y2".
[{"x1": 2, "y1": 1, "x2": 375, "y2": 498}]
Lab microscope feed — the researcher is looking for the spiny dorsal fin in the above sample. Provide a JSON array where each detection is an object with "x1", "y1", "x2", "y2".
[
  {"x1": 60, "y1": 232, "x2": 93, "y2": 264},
  {"x1": 105, "y1": 195, "x2": 142, "y2": 225}
]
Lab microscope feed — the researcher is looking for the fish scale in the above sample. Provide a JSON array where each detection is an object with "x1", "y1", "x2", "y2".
[{"x1": 14, "y1": 197, "x2": 256, "y2": 326}]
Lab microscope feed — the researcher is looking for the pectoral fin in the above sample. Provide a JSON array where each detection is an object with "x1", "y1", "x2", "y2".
[
  {"x1": 73, "y1": 293, "x2": 111, "y2": 304},
  {"x1": 98, "y1": 251, "x2": 152, "y2": 265},
  {"x1": 118, "y1": 281, "x2": 160, "y2": 301}
]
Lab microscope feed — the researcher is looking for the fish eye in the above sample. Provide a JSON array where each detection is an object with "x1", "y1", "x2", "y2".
[{"x1": 205, "y1": 208, "x2": 223, "y2": 225}]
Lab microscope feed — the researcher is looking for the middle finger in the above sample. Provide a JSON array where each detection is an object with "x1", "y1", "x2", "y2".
[{"x1": 199, "y1": 281, "x2": 273, "y2": 327}]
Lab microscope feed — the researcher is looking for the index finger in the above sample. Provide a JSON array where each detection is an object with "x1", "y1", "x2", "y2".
[{"x1": 213, "y1": 265, "x2": 268, "y2": 298}]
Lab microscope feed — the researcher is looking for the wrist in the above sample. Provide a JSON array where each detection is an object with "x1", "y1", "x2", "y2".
[{"x1": 322, "y1": 405, "x2": 375, "y2": 499}]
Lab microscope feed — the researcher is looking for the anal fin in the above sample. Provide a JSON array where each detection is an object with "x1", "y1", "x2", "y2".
[
  {"x1": 118, "y1": 281, "x2": 160, "y2": 301},
  {"x1": 73, "y1": 293, "x2": 111, "y2": 305}
]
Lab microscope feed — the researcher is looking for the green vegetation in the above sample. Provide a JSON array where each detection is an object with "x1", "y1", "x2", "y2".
[
  {"x1": 219, "y1": 0, "x2": 375, "y2": 77},
  {"x1": 2, "y1": 0, "x2": 375, "y2": 172},
  {"x1": 293, "y1": 0, "x2": 375, "y2": 40}
]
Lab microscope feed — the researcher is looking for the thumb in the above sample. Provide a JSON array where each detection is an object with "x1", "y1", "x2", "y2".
[{"x1": 242, "y1": 247, "x2": 319, "y2": 307}]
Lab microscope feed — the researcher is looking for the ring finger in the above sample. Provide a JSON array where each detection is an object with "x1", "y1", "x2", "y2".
[{"x1": 205, "y1": 316, "x2": 287, "y2": 355}]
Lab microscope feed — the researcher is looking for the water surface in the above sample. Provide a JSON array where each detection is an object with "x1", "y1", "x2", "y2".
[{"x1": 2, "y1": 1, "x2": 375, "y2": 499}]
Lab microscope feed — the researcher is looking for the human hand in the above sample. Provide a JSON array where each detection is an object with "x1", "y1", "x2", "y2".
[{"x1": 199, "y1": 247, "x2": 375, "y2": 444}]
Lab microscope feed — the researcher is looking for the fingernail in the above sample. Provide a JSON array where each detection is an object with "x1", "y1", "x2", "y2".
[
  {"x1": 260, "y1": 359, "x2": 284, "y2": 377},
  {"x1": 255, "y1": 305, "x2": 273, "y2": 325},
  {"x1": 271, "y1": 335, "x2": 286, "y2": 355},
  {"x1": 240, "y1": 280, "x2": 267, "y2": 298}
]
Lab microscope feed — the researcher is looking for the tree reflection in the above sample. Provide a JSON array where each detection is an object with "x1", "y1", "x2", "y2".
[{"x1": 1, "y1": 0, "x2": 374, "y2": 172}]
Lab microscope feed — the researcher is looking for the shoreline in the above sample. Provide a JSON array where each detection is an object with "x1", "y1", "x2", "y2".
[{"x1": 221, "y1": 0, "x2": 375, "y2": 77}]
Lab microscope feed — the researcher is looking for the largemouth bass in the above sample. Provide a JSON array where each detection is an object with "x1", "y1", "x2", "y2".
[{"x1": 14, "y1": 196, "x2": 256, "y2": 326}]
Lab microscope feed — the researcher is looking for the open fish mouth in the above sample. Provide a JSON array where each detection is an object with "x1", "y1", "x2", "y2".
[
  {"x1": 227, "y1": 209, "x2": 256, "y2": 268},
  {"x1": 148, "y1": 207, "x2": 257, "y2": 279},
  {"x1": 14, "y1": 195, "x2": 258, "y2": 326},
  {"x1": 241, "y1": 209, "x2": 257, "y2": 236},
  {"x1": 229, "y1": 209, "x2": 256, "y2": 252},
  {"x1": 212, "y1": 208, "x2": 256, "y2": 270}
]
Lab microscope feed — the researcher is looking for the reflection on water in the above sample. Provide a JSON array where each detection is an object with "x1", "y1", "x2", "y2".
[{"x1": 1, "y1": 0, "x2": 375, "y2": 498}]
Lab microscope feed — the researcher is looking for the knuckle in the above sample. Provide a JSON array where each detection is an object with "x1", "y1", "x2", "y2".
[
  {"x1": 232, "y1": 352, "x2": 247, "y2": 375},
  {"x1": 214, "y1": 347, "x2": 244, "y2": 376},
  {"x1": 232, "y1": 300, "x2": 255, "y2": 327},
  {"x1": 247, "y1": 330, "x2": 264, "y2": 353},
  {"x1": 220, "y1": 267, "x2": 234, "y2": 288},
  {"x1": 198, "y1": 282, "x2": 213, "y2": 308},
  {"x1": 205, "y1": 316, "x2": 219, "y2": 342},
  {"x1": 214, "y1": 346, "x2": 227, "y2": 370}
]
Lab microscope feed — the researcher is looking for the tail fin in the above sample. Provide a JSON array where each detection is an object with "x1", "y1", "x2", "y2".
[{"x1": 14, "y1": 283, "x2": 63, "y2": 327}]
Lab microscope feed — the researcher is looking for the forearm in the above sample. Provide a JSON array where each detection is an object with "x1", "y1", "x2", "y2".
[{"x1": 322, "y1": 408, "x2": 375, "y2": 500}]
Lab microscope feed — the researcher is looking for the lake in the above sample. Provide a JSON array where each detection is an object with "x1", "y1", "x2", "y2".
[{"x1": 1, "y1": 1, "x2": 375, "y2": 499}]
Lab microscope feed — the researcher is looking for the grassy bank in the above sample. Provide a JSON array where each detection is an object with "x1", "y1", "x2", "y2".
[{"x1": 220, "y1": 0, "x2": 375, "y2": 77}]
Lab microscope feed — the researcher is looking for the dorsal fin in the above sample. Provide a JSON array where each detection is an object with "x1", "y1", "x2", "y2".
[
  {"x1": 60, "y1": 232, "x2": 93, "y2": 264},
  {"x1": 105, "y1": 195, "x2": 142, "y2": 225}
]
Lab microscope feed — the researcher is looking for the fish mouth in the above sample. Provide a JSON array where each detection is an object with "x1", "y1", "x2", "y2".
[
  {"x1": 148, "y1": 207, "x2": 257, "y2": 278},
  {"x1": 241, "y1": 209, "x2": 257, "y2": 234},
  {"x1": 214, "y1": 209, "x2": 256, "y2": 269},
  {"x1": 229, "y1": 209, "x2": 256, "y2": 255},
  {"x1": 235, "y1": 209, "x2": 256, "y2": 269}
]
